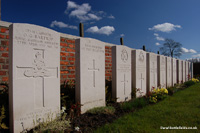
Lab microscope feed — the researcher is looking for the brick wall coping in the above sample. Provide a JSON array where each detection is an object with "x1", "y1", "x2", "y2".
[{"x1": 0, "y1": 21, "x2": 12, "y2": 27}]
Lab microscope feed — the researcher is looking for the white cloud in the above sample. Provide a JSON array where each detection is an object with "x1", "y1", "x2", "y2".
[
  {"x1": 120, "y1": 34, "x2": 125, "y2": 37},
  {"x1": 50, "y1": 20, "x2": 78, "y2": 30},
  {"x1": 108, "y1": 15, "x2": 115, "y2": 19},
  {"x1": 86, "y1": 26, "x2": 115, "y2": 35},
  {"x1": 65, "y1": 1, "x2": 102, "y2": 22},
  {"x1": 192, "y1": 54, "x2": 200, "y2": 58},
  {"x1": 65, "y1": 1, "x2": 113, "y2": 22},
  {"x1": 88, "y1": 13, "x2": 101, "y2": 21},
  {"x1": 181, "y1": 47, "x2": 197, "y2": 54},
  {"x1": 67, "y1": 1, "x2": 78, "y2": 10},
  {"x1": 149, "y1": 22, "x2": 181, "y2": 33},
  {"x1": 154, "y1": 33, "x2": 159, "y2": 36},
  {"x1": 155, "y1": 42, "x2": 160, "y2": 46},
  {"x1": 153, "y1": 33, "x2": 165, "y2": 41}
]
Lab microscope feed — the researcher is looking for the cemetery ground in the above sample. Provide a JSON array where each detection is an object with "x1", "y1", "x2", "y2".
[{"x1": 0, "y1": 79, "x2": 200, "y2": 132}]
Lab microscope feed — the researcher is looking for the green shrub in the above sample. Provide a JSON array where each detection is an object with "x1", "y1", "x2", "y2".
[
  {"x1": 121, "y1": 98, "x2": 148, "y2": 111},
  {"x1": 132, "y1": 98, "x2": 148, "y2": 108},
  {"x1": 167, "y1": 87, "x2": 174, "y2": 96},
  {"x1": 184, "y1": 80, "x2": 195, "y2": 87},
  {"x1": 87, "y1": 106, "x2": 115, "y2": 115},
  {"x1": 120, "y1": 101, "x2": 134, "y2": 111}
]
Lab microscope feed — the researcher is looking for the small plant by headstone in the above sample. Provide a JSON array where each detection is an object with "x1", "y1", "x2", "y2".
[
  {"x1": 0, "y1": 106, "x2": 8, "y2": 130},
  {"x1": 86, "y1": 106, "x2": 115, "y2": 115}
]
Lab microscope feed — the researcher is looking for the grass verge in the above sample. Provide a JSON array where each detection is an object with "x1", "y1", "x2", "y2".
[{"x1": 95, "y1": 83, "x2": 200, "y2": 133}]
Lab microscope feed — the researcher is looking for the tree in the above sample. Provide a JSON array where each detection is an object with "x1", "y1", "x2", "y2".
[{"x1": 159, "y1": 38, "x2": 182, "y2": 58}]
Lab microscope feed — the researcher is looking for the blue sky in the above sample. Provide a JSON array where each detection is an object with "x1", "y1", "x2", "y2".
[{"x1": 2, "y1": 0, "x2": 200, "y2": 60}]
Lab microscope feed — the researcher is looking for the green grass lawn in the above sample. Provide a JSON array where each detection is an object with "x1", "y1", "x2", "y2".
[{"x1": 95, "y1": 83, "x2": 200, "y2": 133}]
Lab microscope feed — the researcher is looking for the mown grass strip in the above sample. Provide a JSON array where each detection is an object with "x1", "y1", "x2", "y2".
[{"x1": 95, "y1": 83, "x2": 200, "y2": 133}]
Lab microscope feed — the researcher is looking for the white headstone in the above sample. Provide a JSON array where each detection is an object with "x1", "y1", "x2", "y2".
[
  {"x1": 182, "y1": 60, "x2": 186, "y2": 82},
  {"x1": 157, "y1": 55, "x2": 166, "y2": 88},
  {"x1": 112, "y1": 46, "x2": 132, "y2": 102},
  {"x1": 177, "y1": 60, "x2": 183, "y2": 84},
  {"x1": 172, "y1": 58, "x2": 177, "y2": 86},
  {"x1": 189, "y1": 62, "x2": 193, "y2": 79},
  {"x1": 185, "y1": 61, "x2": 189, "y2": 81},
  {"x1": 147, "y1": 52, "x2": 157, "y2": 91},
  {"x1": 9, "y1": 23, "x2": 60, "y2": 133},
  {"x1": 75, "y1": 38, "x2": 105, "y2": 113},
  {"x1": 132, "y1": 50, "x2": 146, "y2": 97},
  {"x1": 166, "y1": 57, "x2": 172, "y2": 87},
  {"x1": 188, "y1": 62, "x2": 191, "y2": 80}
]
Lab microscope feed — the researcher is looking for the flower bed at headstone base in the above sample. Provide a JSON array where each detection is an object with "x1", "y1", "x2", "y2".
[{"x1": 1, "y1": 78, "x2": 199, "y2": 132}]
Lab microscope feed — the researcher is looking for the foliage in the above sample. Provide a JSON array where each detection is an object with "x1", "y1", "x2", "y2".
[
  {"x1": 120, "y1": 98, "x2": 148, "y2": 111},
  {"x1": 69, "y1": 102, "x2": 82, "y2": 119},
  {"x1": 0, "y1": 106, "x2": 8, "y2": 129},
  {"x1": 159, "y1": 38, "x2": 182, "y2": 58},
  {"x1": 105, "y1": 80, "x2": 115, "y2": 103},
  {"x1": 132, "y1": 98, "x2": 148, "y2": 108},
  {"x1": 33, "y1": 107, "x2": 71, "y2": 132},
  {"x1": 87, "y1": 106, "x2": 115, "y2": 115},
  {"x1": 96, "y1": 83, "x2": 200, "y2": 132},
  {"x1": 184, "y1": 80, "x2": 195, "y2": 87},
  {"x1": 167, "y1": 87, "x2": 174, "y2": 96},
  {"x1": 0, "y1": 83, "x2": 9, "y2": 131},
  {"x1": 60, "y1": 80, "x2": 75, "y2": 112},
  {"x1": 120, "y1": 101, "x2": 134, "y2": 111},
  {"x1": 148, "y1": 88, "x2": 168, "y2": 103}
]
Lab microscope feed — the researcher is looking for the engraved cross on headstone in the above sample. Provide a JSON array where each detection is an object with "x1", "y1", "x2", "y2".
[
  {"x1": 16, "y1": 49, "x2": 58, "y2": 108},
  {"x1": 121, "y1": 74, "x2": 128, "y2": 95},
  {"x1": 88, "y1": 59, "x2": 99, "y2": 87},
  {"x1": 139, "y1": 73, "x2": 144, "y2": 89}
]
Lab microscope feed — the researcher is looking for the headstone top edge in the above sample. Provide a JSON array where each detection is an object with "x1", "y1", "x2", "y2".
[{"x1": 10, "y1": 23, "x2": 60, "y2": 34}]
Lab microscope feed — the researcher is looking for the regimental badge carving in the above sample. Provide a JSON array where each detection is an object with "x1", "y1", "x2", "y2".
[
  {"x1": 139, "y1": 51, "x2": 144, "y2": 62},
  {"x1": 121, "y1": 49, "x2": 128, "y2": 63},
  {"x1": 24, "y1": 52, "x2": 51, "y2": 77}
]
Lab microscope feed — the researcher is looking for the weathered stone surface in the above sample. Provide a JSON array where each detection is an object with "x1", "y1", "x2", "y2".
[
  {"x1": 166, "y1": 57, "x2": 172, "y2": 87},
  {"x1": 112, "y1": 45, "x2": 132, "y2": 102},
  {"x1": 132, "y1": 50, "x2": 146, "y2": 97},
  {"x1": 147, "y1": 52, "x2": 157, "y2": 91},
  {"x1": 177, "y1": 60, "x2": 183, "y2": 83},
  {"x1": 172, "y1": 58, "x2": 177, "y2": 86},
  {"x1": 75, "y1": 38, "x2": 105, "y2": 113},
  {"x1": 9, "y1": 23, "x2": 60, "y2": 133},
  {"x1": 182, "y1": 60, "x2": 186, "y2": 82},
  {"x1": 185, "y1": 61, "x2": 189, "y2": 81},
  {"x1": 157, "y1": 55, "x2": 166, "y2": 88}
]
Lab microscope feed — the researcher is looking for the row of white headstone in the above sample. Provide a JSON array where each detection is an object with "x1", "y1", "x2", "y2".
[{"x1": 9, "y1": 23, "x2": 193, "y2": 132}]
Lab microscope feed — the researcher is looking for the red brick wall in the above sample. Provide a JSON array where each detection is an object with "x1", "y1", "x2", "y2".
[
  {"x1": 0, "y1": 24, "x2": 113, "y2": 84},
  {"x1": 60, "y1": 38, "x2": 76, "y2": 84},
  {"x1": 105, "y1": 46, "x2": 112, "y2": 81},
  {"x1": 0, "y1": 26, "x2": 9, "y2": 82}
]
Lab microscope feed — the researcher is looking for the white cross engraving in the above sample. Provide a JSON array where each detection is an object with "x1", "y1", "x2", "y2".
[
  {"x1": 139, "y1": 73, "x2": 144, "y2": 90},
  {"x1": 88, "y1": 59, "x2": 99, "y2": 87},
  {"x1": 16, "y1": 49, "x2": 58, "y2": 108},
  {"x1": 121, "y1": 74, "x2": 128, "y2": 95}
]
